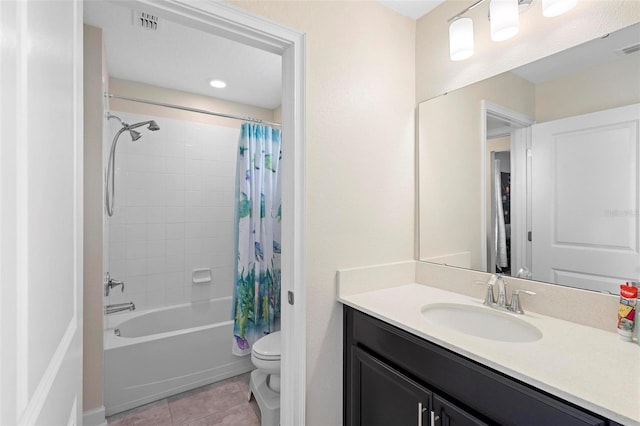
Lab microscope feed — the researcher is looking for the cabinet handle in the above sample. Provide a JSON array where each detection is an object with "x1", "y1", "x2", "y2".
[
  {"x1": 430, "y1": 410, "x2": 440, "y2": 425},
  {"x1": 417, "y1": 402, "x2": 427, "y2": 426}
]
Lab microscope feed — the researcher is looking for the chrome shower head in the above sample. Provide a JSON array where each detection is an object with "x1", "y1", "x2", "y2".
[
  {"x1": 128, "y1": 120, "x2": 159, "y2": 131},
  {"x1": 129, "y1": 130, "x2": 142, "y2": 141}
]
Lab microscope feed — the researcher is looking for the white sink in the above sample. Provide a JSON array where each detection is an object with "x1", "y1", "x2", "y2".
[{"x1": 420, "y1": 303, "x2": 542, "y2": 343}]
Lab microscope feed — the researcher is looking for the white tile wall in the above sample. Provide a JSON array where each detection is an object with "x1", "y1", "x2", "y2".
[{"x1": 106, "y1": 112, "x2": 239, "y2": 310}]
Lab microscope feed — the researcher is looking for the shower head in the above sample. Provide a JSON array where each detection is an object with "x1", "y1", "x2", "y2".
[
  {"x1": 128, "y1": 120, "x2": 160, "y2": 131},
  {"x1": 105, "y1": 114, "x2": 161, "y2": 217}
]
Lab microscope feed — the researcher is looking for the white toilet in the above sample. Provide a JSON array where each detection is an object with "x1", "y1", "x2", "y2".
[{"x1": 249, "y1": 331, "x2": 281, "y2": 426}]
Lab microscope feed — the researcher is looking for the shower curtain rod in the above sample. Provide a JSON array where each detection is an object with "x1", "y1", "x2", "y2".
[{"x1": 105, "y1": 93, "x2": 281, "y2": 127}]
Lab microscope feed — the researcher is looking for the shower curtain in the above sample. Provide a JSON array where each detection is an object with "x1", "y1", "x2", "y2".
[
  {"x1": 232, "y1": 122, "x2": 282, "y2": 356},
  {"x1": 494, "y1": 158, "x2": 509, "y2": 269}
]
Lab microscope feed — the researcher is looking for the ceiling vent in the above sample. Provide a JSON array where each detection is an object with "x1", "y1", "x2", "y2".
[
  {"x1": 616, "y1": 43, "x2": 640, "y2": 56},
  {"x1": 133, "y1": 10, "x2": 159, "y2": 31}
]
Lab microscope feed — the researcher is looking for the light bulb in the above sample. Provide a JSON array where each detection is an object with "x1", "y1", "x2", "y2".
[
  {"x1": 490, "y1": 0, "x2": 519, "y2": 42},
  {"x1": 449, "y1": 18, "x2": 474, "y2": 61},
  {"x1": 209, "y1": 79, "x2": 227, "y2": 89}
]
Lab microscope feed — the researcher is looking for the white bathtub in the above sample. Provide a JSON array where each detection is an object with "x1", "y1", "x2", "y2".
[{"x1": 104, "y1": 297, "x2": 253, "y2": 416}]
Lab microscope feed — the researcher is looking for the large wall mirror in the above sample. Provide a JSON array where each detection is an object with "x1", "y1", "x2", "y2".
[{"x1": 418, "y1": 22, "x2": 640, "y2": 294}]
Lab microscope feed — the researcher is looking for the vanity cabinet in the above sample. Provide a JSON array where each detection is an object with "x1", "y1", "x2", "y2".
[
  {"x1": 352, "y1": 347, "x2": 433, "y2": 426},
  {"x1": 344, "y1": 306, "x2": 611, "y2": 426}
]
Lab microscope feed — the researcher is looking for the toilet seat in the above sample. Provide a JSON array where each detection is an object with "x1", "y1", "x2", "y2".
[{"x1": 252, "y1": 331, "x2": 281, "y2": 361}]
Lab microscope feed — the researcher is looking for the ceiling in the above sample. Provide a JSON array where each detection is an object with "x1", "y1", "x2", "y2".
[
  {"x1": 83, "y1": 1, "x2": 282, "y2": 110},
  {"x1": 378, "y1": 0, "x2": 445, "y2": 20},
  {"x1": 84, "y1": 1, "x2": 638, "y2": 111},
  {"x1": 83, "y1": 1, "x2": 445, "y2": 111}
]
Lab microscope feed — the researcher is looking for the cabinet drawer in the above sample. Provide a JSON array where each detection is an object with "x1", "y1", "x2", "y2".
[{"x1": 347, "y1": 307, "x2": 606, "y2": 426}]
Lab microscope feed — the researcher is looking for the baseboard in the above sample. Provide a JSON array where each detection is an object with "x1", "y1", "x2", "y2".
[{"x1": 83, "y1": 405, "x2": 107, "y2": 426}]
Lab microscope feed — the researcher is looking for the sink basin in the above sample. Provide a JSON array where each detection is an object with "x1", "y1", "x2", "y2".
[{"x1": 420, "y1": 303, "x2": 542, "y2": 343}]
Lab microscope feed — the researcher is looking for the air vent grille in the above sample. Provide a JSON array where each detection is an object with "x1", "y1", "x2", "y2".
[
  {"x1": 617, "y1": 43, "x2": 640, "y2": 56},
  {"x1": 134, "y1": 11, "x2": 159, "y2": 31}
]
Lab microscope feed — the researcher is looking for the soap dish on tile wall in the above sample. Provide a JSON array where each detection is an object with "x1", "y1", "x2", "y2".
[{"x1": 192, "y1": 268, "x2": 212, "y2": 284}]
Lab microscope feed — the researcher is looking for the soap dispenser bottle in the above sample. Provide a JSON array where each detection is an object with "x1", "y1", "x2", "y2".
[
  {"x1": 633, "y1": 282, "x2": 640, "y2": 345},
  {"x1": 617, "y1": 282, "x2": 637, "y2": 341}
]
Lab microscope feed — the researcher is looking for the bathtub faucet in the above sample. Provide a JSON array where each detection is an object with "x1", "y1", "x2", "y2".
[{"x1": 105, "y1": 302, "x2": 135, "y2": 315}]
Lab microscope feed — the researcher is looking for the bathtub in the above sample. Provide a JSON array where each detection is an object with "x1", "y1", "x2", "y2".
[{"x1": 104, "y1": 297, "x2": 253, "y2": 416}]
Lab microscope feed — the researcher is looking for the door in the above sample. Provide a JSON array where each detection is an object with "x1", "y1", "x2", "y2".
[
  {"x1": 0, "y1": 1, "x2": 83, "y2": 425},
  {"x1": 349, "y1": 347, "x2": 431, "y2": 426},
  {"x1": 531, "y1": 103, "x2": 640, "y2": 293},
  {"x1": 432, "y1": 395, "x2": 488, "y2": 426}
]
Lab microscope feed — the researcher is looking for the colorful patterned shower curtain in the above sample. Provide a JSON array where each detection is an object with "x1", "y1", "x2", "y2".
[{"x1": 232, "y1": 123, "x2": 282, "y2": 356}]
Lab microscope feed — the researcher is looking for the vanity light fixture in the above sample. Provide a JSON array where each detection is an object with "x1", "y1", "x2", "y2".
[
  {"x1": 448, "y1": 0, "x2": 578, "y2": 61},
  {"x1": 490, "y1": 0, "x2": 519, "y2": 42},
  {"x1": 449, "y1": 17, "x2": 475, "y2": 61},
  {"x1": 209, "y1": 79, "x2": 227, "y2": 89},
  {"x1": 541, "y1": 0, "x2": 578, "y2": 17}
]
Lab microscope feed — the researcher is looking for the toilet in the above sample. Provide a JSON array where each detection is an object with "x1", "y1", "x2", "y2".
[{"x1": 249, "y1": 331, "x2": 281, "y2": 426}]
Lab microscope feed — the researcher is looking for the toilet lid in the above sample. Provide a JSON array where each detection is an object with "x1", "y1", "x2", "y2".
[{"x1": 252, "y1": 331, "x2": 281, "y2": 360}]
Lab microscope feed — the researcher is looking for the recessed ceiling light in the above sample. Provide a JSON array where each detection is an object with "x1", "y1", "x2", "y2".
[{"x1": 209, "y1": 79, "x2": 227, "y2": 89}]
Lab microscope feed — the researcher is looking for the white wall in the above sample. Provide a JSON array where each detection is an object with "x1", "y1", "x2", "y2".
[
  {"x1": 106, "y1": 112, "x2": 240, "y2": 310},
  {"x1": 231, "y1": 2, "x2": 416, "y2": 425},
  {"x1": 109, "y1": 78, "x2": 276, "y2": 128},
  {"x1": 418, "y1": 72, "x2": 534, "y2": 270}
]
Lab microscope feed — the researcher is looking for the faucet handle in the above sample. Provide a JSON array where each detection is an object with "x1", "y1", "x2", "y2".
[
  {"x1": 474, "y1": 280, "x2": 495, "y2": 306},
  {"x1": 105, "y1": 273, "x2": 125, "y2": 296},
  {"x1": 509, "y1": 289, "x2": 536, "y2": 314}
]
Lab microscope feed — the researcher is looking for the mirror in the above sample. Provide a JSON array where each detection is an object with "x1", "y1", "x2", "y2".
[{"x1": 418, "y1": 23, "x2": 640, "y2": 294}]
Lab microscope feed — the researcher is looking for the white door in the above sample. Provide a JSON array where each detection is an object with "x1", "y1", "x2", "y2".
[
  {"x1": 531, "y1": 103, "x2": 640, "y2": 293},
  {"x1": 1, "y1": 1, "x2": 83, "y2": 425}
]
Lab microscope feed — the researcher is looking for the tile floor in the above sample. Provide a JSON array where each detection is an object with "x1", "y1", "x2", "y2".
[{"x1": 107, "y1": 374, "x2": 261, "y2": 426}]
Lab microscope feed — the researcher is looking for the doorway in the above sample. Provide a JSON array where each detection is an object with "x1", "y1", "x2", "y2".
[
  {"x1": 84, "y1": 1, "x2": 306, "y2": 424},
  {"x1": 481, "y1": 101, "x2": 534, "y2": 276}
]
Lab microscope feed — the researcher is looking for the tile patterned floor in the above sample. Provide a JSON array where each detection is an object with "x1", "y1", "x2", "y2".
[{"x1": 107, "y1": 374, "x2": 261, "y2": 426}]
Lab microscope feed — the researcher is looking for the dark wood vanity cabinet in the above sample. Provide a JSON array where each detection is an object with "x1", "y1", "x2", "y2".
[
  {"x1": 352, "y1": 346, "x2": 487, "y2": 426},
  {"x1": 352, "y1": 347, "x2": 433, "y2": 426},
  {"x1": 344, "y1": 306, "x2": 612, "y2": 426}
]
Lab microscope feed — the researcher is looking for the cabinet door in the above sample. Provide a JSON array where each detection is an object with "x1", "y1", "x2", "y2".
[
  {"x1": 349, "y1": 346, "x2": 431, "y2": 426},
  {"x1": 433, "y1": 394, "x2": 488, "y2": 426}
]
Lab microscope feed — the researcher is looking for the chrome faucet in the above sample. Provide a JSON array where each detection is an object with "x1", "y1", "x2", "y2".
[
  {"x1": 495, "y1": 275, "x2": 507, "y2": 308},
  {"x1": 477, "y1": 274, "x2": 536, "y2": 314},
  {"x1": 105, "y1": 302, "x2": 135, "y2": 315},
  {"x1": 508, "y1": 289, "x2": 536, "y2": 314},
  {"x1": 105, "y1": 272, "x2": 125, "y2": 296}
]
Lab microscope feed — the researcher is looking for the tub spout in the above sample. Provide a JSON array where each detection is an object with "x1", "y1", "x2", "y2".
[{"x1": 105, "y1": 302, "x2": 135, "y2": 315}]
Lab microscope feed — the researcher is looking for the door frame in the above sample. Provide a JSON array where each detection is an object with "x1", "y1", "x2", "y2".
[
  {"x1": 130, "y1": 1, "x2": 307, "y2": 423},
  {"x1": 481, "y1": 101, "x2": 534, "y2": 274},
  {"x1": 1, "y1": 0, "x2": 84, "y2": 423}
]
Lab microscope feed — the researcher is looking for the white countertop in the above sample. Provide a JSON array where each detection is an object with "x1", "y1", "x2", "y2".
[{"x1": 339, "y1": 283, "x2": 640, "y2": 426}]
